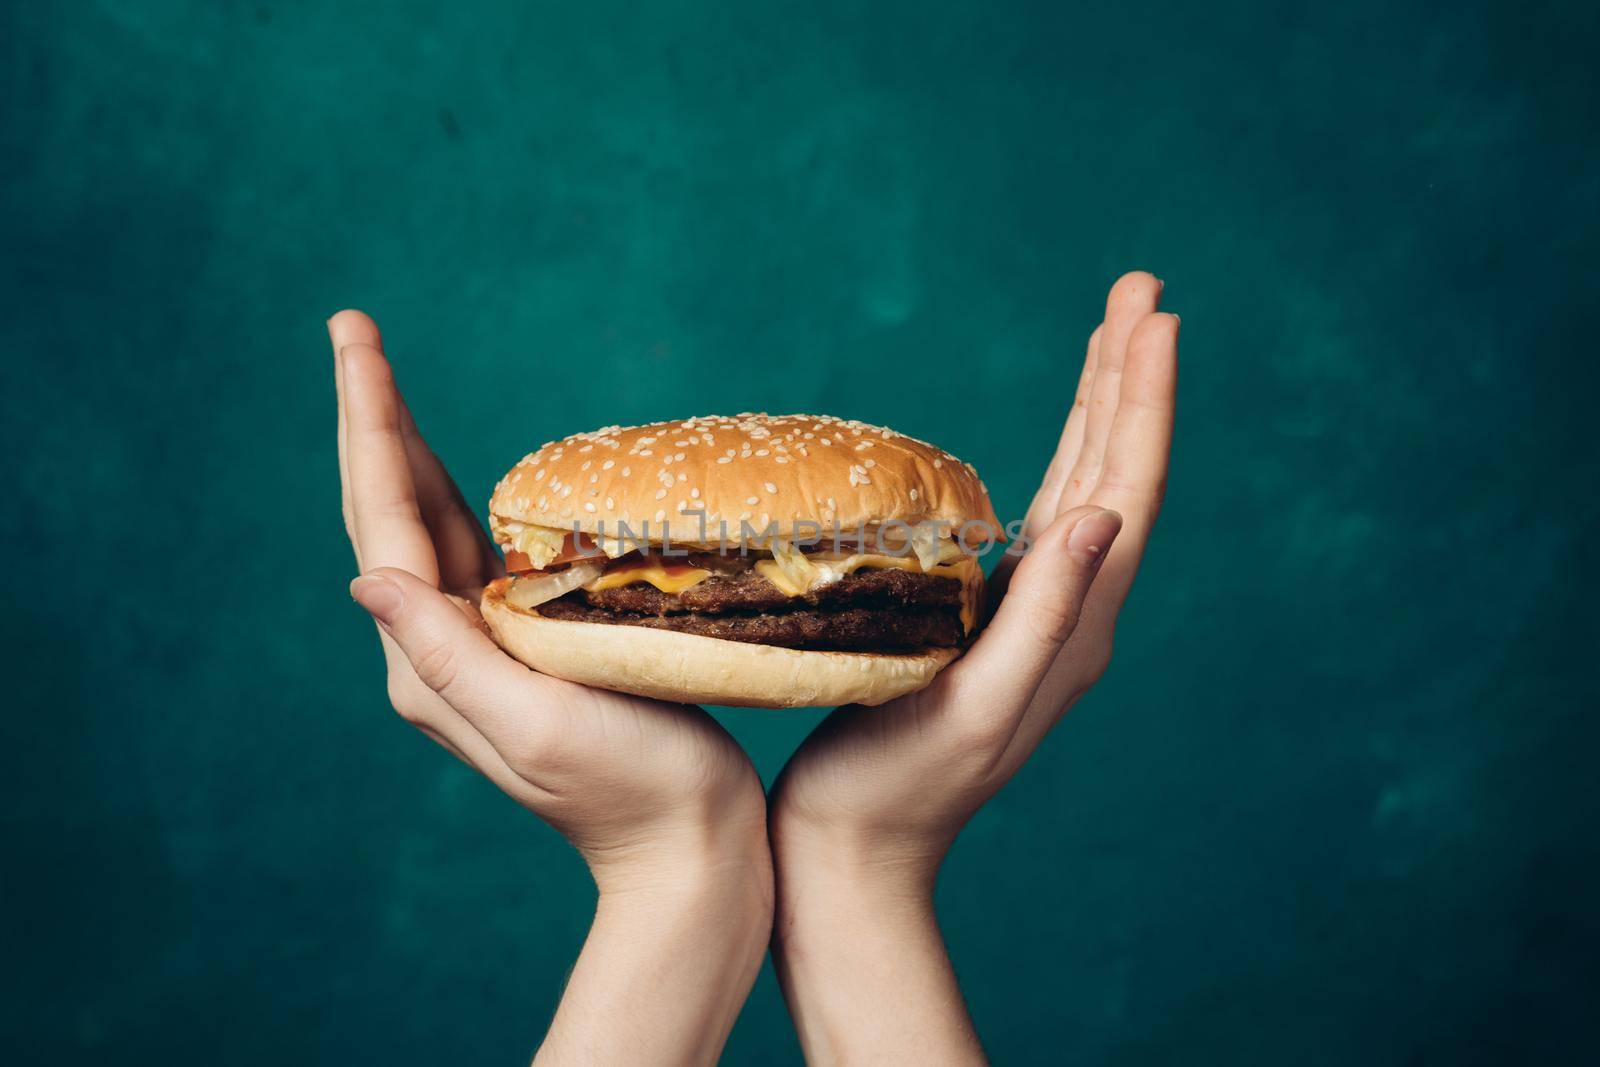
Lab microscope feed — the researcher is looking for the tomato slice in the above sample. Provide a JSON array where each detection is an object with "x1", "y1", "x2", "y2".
[
  {"x1": 502, "y1": 531, "x2": 603, "y2": 573},
  {"x1": 605, "y1": 555, "x2": 703, "y2": 578}
]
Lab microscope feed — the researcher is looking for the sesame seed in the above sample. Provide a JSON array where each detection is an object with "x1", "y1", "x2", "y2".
[
  {"x1": 764, "y1": 482, "x2": 777, "y2": 494},
  {"x1": 716, "y1": 456, "x2": 731, "y2": 464},
  {"x1": 909, "y1": 488, "x2": 920, "y2": 501},
  {"x1": 534, "y1": 468, "x2": 546, "y2": 481},
  {"x1": 621, "y1": 466, "x2": 631, "y2": 477},
  {"x1": 933, "y1": 458, "x2": 943, "y2": 468},
  {"x1": 581, "y1": 460, "x2": 592, "y2": 471},
  {"x1": 655, "y1": 488, "x2": 667, "y2": 500},
  {"x1": 746, "y1": 496, "x2": 759, "y2": 505},
  {"x1": 654, "y1": 509, "x2": 666, "y2": 522},
  {"x1": 605, "y1": 497, "x2": 614, "y2": 508},
  {"x1": 602, "y1": 459, "x2": 614, "y2": 470},
  {"x1": 584, "y1": 502, "x2": 596, "y2": 512}
]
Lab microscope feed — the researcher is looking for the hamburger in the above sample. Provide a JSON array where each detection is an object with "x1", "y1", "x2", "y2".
[{"x1": 480, "y1": 413, "x2": 1002, "y2": 708}]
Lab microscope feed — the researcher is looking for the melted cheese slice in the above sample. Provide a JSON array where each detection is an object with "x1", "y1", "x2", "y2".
[{"x1": 585, "y1": 559, "x2": 713, "y2": 595}]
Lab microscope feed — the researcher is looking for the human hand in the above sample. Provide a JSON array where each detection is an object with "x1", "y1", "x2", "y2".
[
  {"x1": 330, "y1": 311, "x2": 770, "y2": 1064},
  {"x1": 767, "y1": 273, "x2": 1178, "y2": 1063}
]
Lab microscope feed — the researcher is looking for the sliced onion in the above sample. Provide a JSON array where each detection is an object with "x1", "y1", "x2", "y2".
[
  {"x1": 509, "y1": 525, "x2": 569, "y2": 569},
  {"x1": 769, "y1": 539, "x2": 822, "y2": 592},
  {"x1": 506, "y1": 561, "x2": 605, "y2": 610},
  {"x1": 910, "y1": 524, "x2": 943, "y2": 572}
]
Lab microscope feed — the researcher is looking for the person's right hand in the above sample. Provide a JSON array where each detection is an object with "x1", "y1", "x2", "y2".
[
  {"x1": 330, "y1": 311, "x2": 770, "y2": 1065},
  {"x1": 766, "y1": 272, "x2": 1178, "y2": 1063}
]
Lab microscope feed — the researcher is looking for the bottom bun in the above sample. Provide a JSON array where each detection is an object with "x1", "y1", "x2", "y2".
[{"x1": 481, "y1": 578, "x2": 960, "y2": 708}]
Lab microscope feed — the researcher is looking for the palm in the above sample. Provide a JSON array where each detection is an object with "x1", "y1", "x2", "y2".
[
  {"x1": 330, "y1": 311, "x2": 758, "y2": 842},
  {"x1": 773, "y1": 273, "x2": 1178, "y2": 852}
]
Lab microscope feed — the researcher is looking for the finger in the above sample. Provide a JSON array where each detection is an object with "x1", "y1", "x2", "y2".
[
  {"x1": 349, "y1": 568, "x2": 571, "y2": 752},
  {"x1": 329, "y1": 310, "x2": 498, "y2": 589},
  {"x1": 1093, "y1": 313, "x2": 1178, "y2": 528},
  {"x1": 1059, "y1": 272, "x2": 1162, "y2": 509},
  {"x1": 991, "y1": 326, "x2": 1104, "y2": 597},
  {"x1": 397, "y1": 398, "x2": 503, "y2": 588},
  {"x1": 941, "y1": 508, "x2": 1122, "y2": 737},
  {"x1": 329, "y1": 312, "x2": 379, "y2": 553},
  {"x1": 1021, "y1": 326, "x2": 1103, "y2": 542},
  {"x1": 342, "y1": 343, "x2": 442, "y2": 585},
  {"x1": 1086, "y1": 312, "x2": 1179, "y2": 613}
]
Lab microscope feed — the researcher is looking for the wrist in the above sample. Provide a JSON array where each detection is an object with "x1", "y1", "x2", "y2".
[
  {"x1": 589, "y1": 810, "x2": 774, "y2": 922},
  {"x1": 768, "y1": 826, "x2": 981, "y2": 1065},
  {"x1": 540, "y1": 818, "x2": 773, "y2": 1067},
  {"x1": 770, "y1": 813, "x2": 947, "y2": 912}
]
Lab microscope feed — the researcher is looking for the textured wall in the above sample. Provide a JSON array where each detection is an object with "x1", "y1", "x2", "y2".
[{"x1": 3, "y1": 1, "x2": 1596, "y2": 1063}]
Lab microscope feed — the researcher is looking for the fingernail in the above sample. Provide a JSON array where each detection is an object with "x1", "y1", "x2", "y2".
[
  {"x1": 1067, "y1": 509, "x2": 1122, "y2": 566},
  {"x1": 350, "y1": 574, "x2": 403, "y2": 624}
]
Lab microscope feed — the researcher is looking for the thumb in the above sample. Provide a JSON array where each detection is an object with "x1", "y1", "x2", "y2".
[
  {"x1": 954, "y1": 507, "x2": 1121, "y2": 708},
  {"x1": 349, "y1": 567, "x2": 545, "y2": 734}
]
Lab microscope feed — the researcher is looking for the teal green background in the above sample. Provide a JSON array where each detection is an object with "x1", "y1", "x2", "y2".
[{"x1": 4, "y1": 1, "x2": 1597, "y2": 1063}]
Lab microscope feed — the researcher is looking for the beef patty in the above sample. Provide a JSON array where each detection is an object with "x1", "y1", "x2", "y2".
[
  {"x1": 582, "y1": 562, "x2": 962, "y2": 615},
  {"x1": 536, "y1": 597, "x2": 963, "y2": 652}
]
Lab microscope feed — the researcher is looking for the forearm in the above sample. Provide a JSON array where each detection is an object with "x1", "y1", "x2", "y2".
[
  {"x1": 771, "y1": 842, "x2": 984, "y2": 1066},
  {"x1": 537, "y1": 848, "x2": 774, "y2": 1066}
]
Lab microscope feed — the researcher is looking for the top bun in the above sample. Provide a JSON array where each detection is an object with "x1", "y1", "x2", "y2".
[{"x1": 490, "y1": 413, "x2": 1002, "y2": 546}]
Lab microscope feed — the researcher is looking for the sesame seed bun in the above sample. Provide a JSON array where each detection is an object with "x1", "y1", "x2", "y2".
[
  {"x1": 481, "y1": 577, "x2": 960, "y2": 708},
  {"x1": 489, "y1": 413, "x2": 1002, "y2": 546}
]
